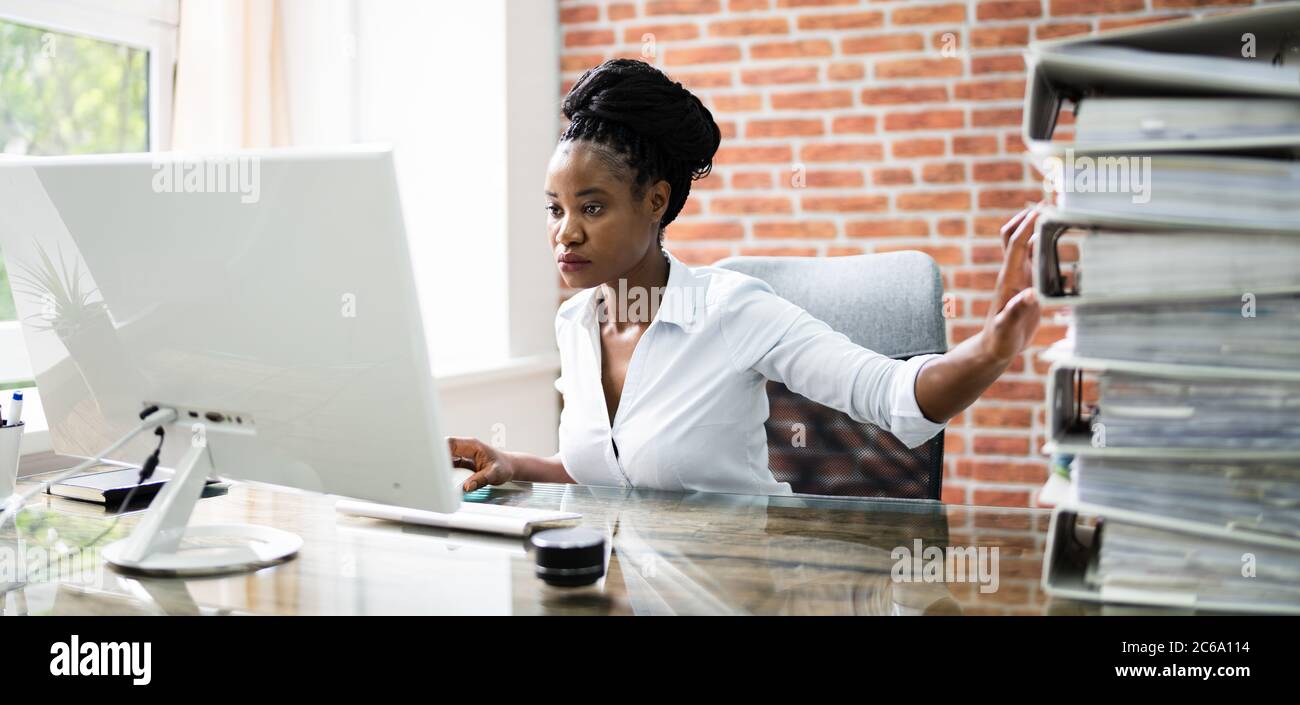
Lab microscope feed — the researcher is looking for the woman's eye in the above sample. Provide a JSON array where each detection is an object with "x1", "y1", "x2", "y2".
[
  {"x1": 546, "y1": 204, "x2": 562, "y2": 217},
  {"x1": 584, "y1": 204, "x2": 602, "y2": 215}
]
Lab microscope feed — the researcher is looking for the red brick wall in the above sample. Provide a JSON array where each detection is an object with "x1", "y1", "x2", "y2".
[{"x1": 557, "y1": 0, "x2": 1270, "y2": 507}]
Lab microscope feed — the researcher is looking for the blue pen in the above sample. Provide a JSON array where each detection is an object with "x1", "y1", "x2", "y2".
[{"x1": 7, "y1": 392, "x2": 22, "y2": 427}]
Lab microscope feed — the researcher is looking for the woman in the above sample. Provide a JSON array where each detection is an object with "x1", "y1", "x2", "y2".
[{"x1": 449, "y1": 59, "x2": 1041, "y2": 495}]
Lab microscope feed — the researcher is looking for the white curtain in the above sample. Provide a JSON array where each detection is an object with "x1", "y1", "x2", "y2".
[{"x1": 170, "y1": 0, "x2": 356, "y2": 150}]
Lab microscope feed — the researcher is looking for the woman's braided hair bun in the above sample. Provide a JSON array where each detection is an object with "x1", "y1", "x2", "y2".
[{"x1": 560, "y1": 58, "x2": 722, "y2": 233}]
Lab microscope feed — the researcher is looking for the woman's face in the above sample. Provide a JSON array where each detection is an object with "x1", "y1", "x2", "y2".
[{"x1": 545, "y1": 141, "x2": 667, "y2": 290}]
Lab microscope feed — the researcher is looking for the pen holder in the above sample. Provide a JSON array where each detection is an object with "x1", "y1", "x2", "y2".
[{"x1": 0, "y1": 422, "x2": 23, "y2": 501}]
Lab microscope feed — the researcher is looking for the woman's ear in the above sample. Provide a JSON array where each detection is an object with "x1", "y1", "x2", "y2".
[{"x1": 648, "y1": 180, "x2": 671, "y2": 222}]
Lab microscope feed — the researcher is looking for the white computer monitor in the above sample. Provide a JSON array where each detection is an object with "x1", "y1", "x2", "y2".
[{"x1": 0, "y1": 145, "x2": 460, "y2": 574}]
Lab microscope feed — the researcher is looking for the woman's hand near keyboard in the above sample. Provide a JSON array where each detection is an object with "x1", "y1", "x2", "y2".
[{"x1": 446, "y1": 437, "x2": 575, "y2": 491}]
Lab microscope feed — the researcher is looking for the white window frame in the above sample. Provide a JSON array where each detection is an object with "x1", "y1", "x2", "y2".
[{"x1": 0, "y1": 0, "x2": 178, "y2": 386}]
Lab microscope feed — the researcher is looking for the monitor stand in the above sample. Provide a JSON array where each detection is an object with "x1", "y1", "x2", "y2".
[{"x1": 101, "y1": 436, "x2": 302, "y2": 576}]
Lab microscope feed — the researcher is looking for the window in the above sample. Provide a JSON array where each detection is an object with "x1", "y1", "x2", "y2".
[{"x1": 0, "y1": 0, "x2": 176, "y2": 383}]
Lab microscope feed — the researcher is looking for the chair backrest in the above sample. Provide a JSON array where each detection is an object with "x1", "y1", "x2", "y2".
[{"x1": 714, "y1": 252, "x2": 948, "y2": 500}]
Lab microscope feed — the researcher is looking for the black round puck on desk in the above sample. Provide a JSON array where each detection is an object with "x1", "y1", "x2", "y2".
[{"x1": 530, "y1": 527, "x2": 605, "y2": 587}]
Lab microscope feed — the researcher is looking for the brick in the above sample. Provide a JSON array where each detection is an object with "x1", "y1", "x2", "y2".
[
  {"x1": 922, "y1": 161, "x2": 966, "y2": 183},
  {"x1": 971, "y1": 54, "x2": 1025, "y2": 74},
  {"x1": 953, "y1": 135, "x2": 1000, "y2": 155},
  {"x1": 801, "y1": 195, "x2": 888, "y2": 212},
  {"x1": 827, "y1": 62, "x2": 866, "y2": 81},
  {"x1": 971, "y1": 25, "x2": 1030, "y2": 48},
  {"x1": 671, "y1": 70, "x2": 734, "y2": 88},
  {"x1": 771, "y1": 89, "x2": 853, "y2": 109},
  {"x1": 776, "y1": 0, "x2": 858, "y2": 5},
  {"x1": 802, "y1": 169, "x2": 865, "y2": 188},
  {"x1": 1050, "y1": 0, "x2": 1144, "y2": 15},
  {"x1": 751, "y1": 39, "x2": 834, "y2": 60},
  {"x1": 667, "y1": 245, "x2": 731, "y2": 265},
  {"x1": 830, "y1": 115, "x2": 877, "y2": 134},
  {"x1": 608, "y1": 4, "x2": 638, "y2": 20},
  {"x1": 884, "y1": 109, "x2": 965, "y2": 131},
  {"x1": 1005, "y1": 132, "x2": 1027, "y2": 153},
  {"x1": 801, "y1": 142, "x2": 884, "y2": 162},
  {"x1": 664, "y1": 221, "x2": 744, "y2": 240},
  {"x1": 876, "y1": 57, "x2": 963, "y2": 79},
  {"x1": 955, "y1": 79, "x2": 1026, "y2": 101},
  {"x1": 753, "y1": 221, "x2": 837, "y2": 239},
  {"x1": 893, "y1": 3, "x2": 966, "y2": 24},
  {"x1": 982, "y1": 379, "x2": 1045, "y2": 400},
  {"x1": 972, "y1": 243, "x2": 1004, "y2": 263},
  {"x1": 711, "y1": 196, "x2": 793, "y2": 214},
  {"x1": 561, "y1": 53, "x2": 605, "y2": 72},
  {"x1": 647, "y1": 0, "x2": 723, "y2": 15},
  {"x1": 560, "y1": 6, "x2": 600, "y2": 24},
  {"x1": 842, "y1": 32, "x2": 926, "y2": 54},
  {"x1": 937, "y1": 217, "x2": 967, "y2": 236},
  {"x1": 796, "y1": 11, "x2": 884, "y2": 30},
  {"x1": 871, "y1": 167, "x2": 914, "y2": 186},
  {"x1": 897, "y1": 190, "x2": 971, "y2": 211},
  {"x1": 711, "y1": 93, "x2": 763, "y2": 112},
  {"x1": 1036, "y1": 22, "x2": 1092, "y2": 39},
  {"x1": 1032, "y1": 324, "x2": 1068, "y2": 347},
  {"x1": 976, "y1": 1, "x2": 1042, "y2": 21},
  {"x1": 693, "y1": 172, "x2": 725, "y2": 190},
  {"x1": 979, "y1": 188, "x2": 1042, "y2": 209},
  {"x1": 1097, "y1": 14, "x2": 1187, "y2": 31},
  {"x1": 860, "y1": 85, "x2": 948, "y2": 105},
  {"x1": 664, "y1": 44, "x2": 742, "y2": 65},
  {"x1": 953, "y1": 268, "x2": 998, "y2": 290},
  {"x1": 739, "y1": 246, "x2": 817, "y2": 256},
  {"x1": 715, "y1": 145, "x2": 793, "y2": 164},
  {"x1": 891, "y1": 137, "x2": 946, "y2": 158},
  {"x1": 973, "y1": 435, "x2": 1031, "y2": 456},
  {"x1": 929, "y1": 28, "x2": 963, "y2": 52},
  {"x1": 846, "y1": 219, "x2": 929, "y2": 238},
  {"x1": 729, "y1": 0, "x2": 769, "y2": 9},
  {"x1": 731, "y1": 171, "x2": 773, "y2": 189},
  {"x1": 826, "y1": 246, "x2": 865, "y2": 256},
  {"x1": 747, "y1": 118, "x2": 823, "y2": 137},
  {"x1": 975, "y1": 215, "x2": 1014, "y2": 236},
  {"x1": 622, "y1": 23, "x2": 700, "y2": 43},
  {"x1": 740, "y1": 65, "x2": 819, "y2": 84},
  {"x1": 972, "y1": 107, "x2": 1023, "y2": 127},
  {"x1": 942, "y1": 483, "x2": 969, "y2": 505},
  {"x1": 952, "y1": 323, "x2": 984, "y2": 343},
  {"x1": 973, "y1": 406, "x2": 1033, "y2": 429},
  {"x1": 973, "y1": 161, "x2": 1024, "y2": 182},
  {"x1": 565, "y1": 29, "x2": 615, "y2": 47},
  {"x1": 709, "y1": 17, "x2": 789, "y2": 36}
]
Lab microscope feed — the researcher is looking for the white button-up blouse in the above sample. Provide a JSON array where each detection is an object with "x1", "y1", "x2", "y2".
[{"x1": 554, "y1": 250, "x2": 947, "y2": 495}]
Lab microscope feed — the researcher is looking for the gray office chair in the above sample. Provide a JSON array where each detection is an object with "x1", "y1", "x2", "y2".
[{"x1": 715, "y1": 252, "x2": 948, "y2": 500}]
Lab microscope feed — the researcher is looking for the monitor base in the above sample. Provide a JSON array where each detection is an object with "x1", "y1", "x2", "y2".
[
  {"x1": 103, "y1": 523, "x2": 301, "y2": 576},
  {"x1": 101, "y1": 428, "x2": 301, "y2": 577}
]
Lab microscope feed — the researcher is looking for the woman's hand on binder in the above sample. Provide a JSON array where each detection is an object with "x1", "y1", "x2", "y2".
[
  {"x1": 913, "y1": 205, "x2": 1047, "y2": 422},
  {"x1": 447, "y1": 436, "x2": 515, "y2": 492},
  {"x1": 913, "y1": 205, "x2": 1045, "y2": 423},
  {"x1": 984, "y1": 205, "x2": 1043, "y2": 362}
]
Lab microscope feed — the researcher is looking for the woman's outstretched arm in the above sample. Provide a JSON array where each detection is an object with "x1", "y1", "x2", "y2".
[{"x1": 913, "y1": 207, "x2": 1042, "y2": 423}]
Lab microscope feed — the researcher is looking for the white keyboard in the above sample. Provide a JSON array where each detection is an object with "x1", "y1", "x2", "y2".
[{"x1": 335, "y1": 498, "x2": 581, "y2": 537}]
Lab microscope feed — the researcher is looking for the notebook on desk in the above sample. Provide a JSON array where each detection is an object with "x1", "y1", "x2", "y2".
[{"x1": 335, "y1": 498, "x2": 581, "y2": 537}]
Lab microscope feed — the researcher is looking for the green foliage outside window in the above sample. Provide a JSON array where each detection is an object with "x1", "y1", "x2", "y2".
[{"x1": 0, "y1": 19, "x2": 149, "y2": 321}]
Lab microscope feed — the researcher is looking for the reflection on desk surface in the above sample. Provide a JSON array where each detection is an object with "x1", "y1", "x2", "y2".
[{"x1": 2, "y1": 473, "x2": 1129, "y2": 615}]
